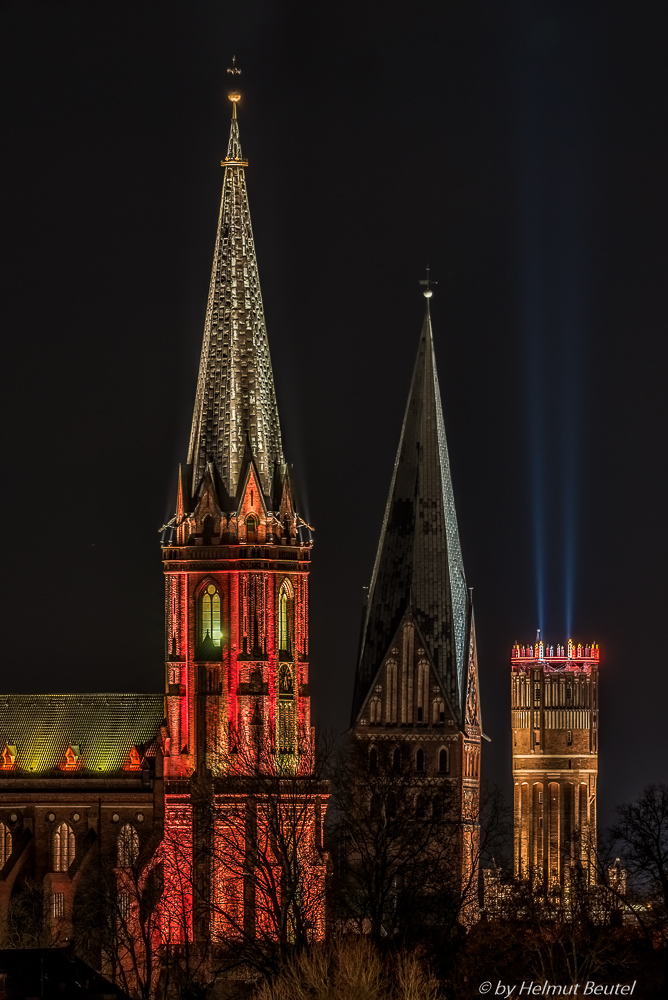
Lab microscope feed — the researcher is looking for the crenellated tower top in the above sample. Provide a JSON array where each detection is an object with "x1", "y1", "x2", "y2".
[{"x1": 511, "y1": 639, "x2": 600, "y2": 674}]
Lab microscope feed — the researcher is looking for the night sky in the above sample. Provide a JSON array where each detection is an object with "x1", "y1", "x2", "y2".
[{"x1": 2, "y1": 2, "x2": 667, "y2": 831}]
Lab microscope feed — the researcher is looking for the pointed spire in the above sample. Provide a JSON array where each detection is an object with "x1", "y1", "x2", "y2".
[
  {"x1": 353, "y1": 296, "x2": 469, "y2": 723},
  {"x1": 187, "y1": 81, "x2": 284, "y2": 506}
]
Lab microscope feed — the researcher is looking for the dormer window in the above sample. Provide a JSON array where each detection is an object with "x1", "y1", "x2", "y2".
[
  {"x1": 1, "y1": 744, "x2": 16, "y2": 770},
  {"x1": 61, "y1": 745, "x2": 80, "y2": 771},
  {"x1": 123, "y1": 747, "x2": 142, "y2": 771}
]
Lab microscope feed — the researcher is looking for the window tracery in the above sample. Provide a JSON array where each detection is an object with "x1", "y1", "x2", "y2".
[
  {"x1": 117, "y1": 823, "x2": 139, "y2": 867},
  {"x1": 0, "y1": 823, "x2": 11, "y2": 866},
  {"x1": 200, "y1": 582, "x2": 222, "y2": 646},
  {"x1": 53, "y1": 822, "x2": 75, "y2": 872}
]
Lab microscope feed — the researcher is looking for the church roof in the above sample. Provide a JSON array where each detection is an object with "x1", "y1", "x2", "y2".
[
  {"x1": 353, "y1": 302, "x2": 469, "y2": 724},
  {"x1": 186, "y1": 101, "x2": 284, "y2": 504},
  {"x1": 0, "y1": 694, "x2": 164, "y2": 773}
]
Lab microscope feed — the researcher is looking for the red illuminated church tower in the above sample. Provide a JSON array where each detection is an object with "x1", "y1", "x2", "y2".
[{"x1": 160, "y1": 85, "x2": 324, "y2": 941}]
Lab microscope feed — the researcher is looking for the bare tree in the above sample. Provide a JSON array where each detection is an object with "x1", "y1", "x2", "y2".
[
  {"x1": 330, "y1": 739, "x2": 475, "y2": 946},
  {"x1": 610, "y1": 783, "x2": 668, "y2": 943},
  {"x1": 161, "y1": 726, "x2": 332, "y2": 987}
]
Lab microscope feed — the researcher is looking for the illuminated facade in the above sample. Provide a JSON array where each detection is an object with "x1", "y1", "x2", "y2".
[
  {"x1": 350, "y1": 292, "x2": 482, "y2": 915},
  {"x1": 512, "y1": 639, "x2": 600, "y2": 891},
  {"x1": 0, "y1": 88, "x2": 326, "y2": 967},
  {"x1": 161, "y1": 89, "x2": 326, "y2": 944}
]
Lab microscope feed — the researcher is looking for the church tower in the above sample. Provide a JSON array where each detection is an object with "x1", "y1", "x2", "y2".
[
  {"x1": 160, "y1": 78, "x2": 324, "y2": 943},
  {"x1": 511, "y1": 639, "x2": 599, "y2": 892},
  {"x1": 350, "y1": 287, "x2": 482, "y2": 905}
]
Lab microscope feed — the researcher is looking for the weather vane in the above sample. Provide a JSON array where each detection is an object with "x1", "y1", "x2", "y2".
[
  {"x1": 227, "y1": 55, "x2": 242, "y2": 107},
  {"x1": 419, "y1": 265, "x2": 437, "y2": 299}
]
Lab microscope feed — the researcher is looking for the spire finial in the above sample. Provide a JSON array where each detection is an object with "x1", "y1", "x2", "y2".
[
  {"x1": 419, "y1": 265, "x2": 437, "y2": 299},
  {"x1": 227, "y1": 55, "x2": 242, "y2": 118}
]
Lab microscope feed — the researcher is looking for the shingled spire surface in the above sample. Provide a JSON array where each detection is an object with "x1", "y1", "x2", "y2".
[
  {"x1": 187, "y1": 105, "x2": 284, "y2": 503},
  {"x1": 353, "y1": 304, "x2": 469, "y2": 723}
]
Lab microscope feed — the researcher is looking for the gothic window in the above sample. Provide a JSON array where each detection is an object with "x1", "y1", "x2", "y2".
[
  {"x1": 202, "y1": 515, "x2": 214, "y2": 546},
  {"x1": 200, "y1": 583, "x2": 222, "y2": 646},
  {"x1": 433, "y1": 699, "x2": 445, "y2": 724},
  {"x1": 417, "y1": 660, "x2": 429, "y2": 723},
  {"x1": 392, "y1": 748, "x2": 401, "y2": 772},
  {"x1": 53, "y1": 822, "x2": 75, "y2": 872},
  {"x1": 415, "y1": 748, "x2": 425, "y2": 773},
  {"x1": 278, "y1": 580, "x2": 293, "y2": 656},
  {"x1": 278, "y1": 664, "x2": 295, "y2": 754},
  {"x1": 117, "y1": 823, "x2": 139, "y2": 867},
  {"x1": 368, "y1": 747, "x2": 378, "y2": 773},
  {"x1": 245, "y1": 515, "x2": 257, "y2": 541},
  {"x1": 438, "y1": 748, "x2": 449, "y2": 773},
  {"x1": 369, "y1": 697, "x2": 381, "y2": 724},
  {"x1": 0, "y1": 823, "x2": 11, "y2": 866},
  {"x1": 51, "y1": 893, "x2": 65, "y2": 919},
  {"x1": 386, "y1": 661, "x2": 398, "y2": 723}
]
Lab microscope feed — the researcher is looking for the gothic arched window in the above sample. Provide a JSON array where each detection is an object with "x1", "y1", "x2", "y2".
[
  {"x1": 368, "y1": 747, "x2": 378, "y2": 773},
  {"x1": 438, "y1": 748, "x2": 449, "y2": 774},
  {"x1": 245, "y1": 515, "x2": 257, "y2": 541},
  {"x1": 278, "y1": 580, "x2": 293, "y2": 656},
  {"x1": 0, "y1": 823, "x2": 11, "y2": 867},
  {"x1": 415, "y1": 748, "x2": 425, "y2": 773},
  {"x1": 202, "y1": 515, "x2": 214, "y2": 546},
  {"x1": 433, "y1": 698, "x2": 445, "y2": 724},
  {"x1": 369, "y1": 697, "x2": 381, "y2": 724},
  {"x1": 53, "y1": 822, "x2": 75, "y2": 872},
  {"x1": 200, "y1": 583, "x2": 222, "y2": 646},
  {"x1": 278, "y1": 664, "x2": 295, "y2": 755},
  {"x1": 386, "y1": 661, "x2": 398, "y2": 724},
  {"x1": 117, "y1": 823, "x2": 139, "y2": 867},
  {"x1": 417, "y1": 660, "x2": 429, "y2": 723}
]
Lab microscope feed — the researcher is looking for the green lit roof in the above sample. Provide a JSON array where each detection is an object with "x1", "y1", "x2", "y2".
[{"x1": 0, "y1": 694, "x2": 165, "y2": 774}]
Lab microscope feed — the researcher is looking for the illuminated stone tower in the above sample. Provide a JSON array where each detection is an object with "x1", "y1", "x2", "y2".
[
  {"x1": 351, "y1": 289, "x2": 482, "y2": 907},
  {"x1": 511, "y1": 639, "x2": 600, "y2": 892},
  {"x1": 160, "y1": 81, "x2": 324, "y2": 942}
]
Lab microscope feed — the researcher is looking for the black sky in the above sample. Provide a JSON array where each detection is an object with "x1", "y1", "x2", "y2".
[{"x1": 1, "y1": 1, "x2": 667, "y2": 831}]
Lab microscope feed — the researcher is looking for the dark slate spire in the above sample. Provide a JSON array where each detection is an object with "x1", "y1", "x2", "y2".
[
  {"x1": 353, "y1": 299, "x2": 469, "y2": 722},
  {"x1": 187, "y1": 93, "x2": 284, "y2": 504}
]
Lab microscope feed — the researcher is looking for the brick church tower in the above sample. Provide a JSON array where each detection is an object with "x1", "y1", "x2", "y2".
[
  {"x1": 350, "y1": 287, "x2": 482, "y2": 904},
  {"x1": 160, "y1": 82, "x2": 325, "y2": 943},
  {"x1": 511, "y1": 639, "x2": 599, "y2": 891}
]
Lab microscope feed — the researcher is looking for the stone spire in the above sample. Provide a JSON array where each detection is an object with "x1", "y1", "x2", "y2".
[
  {"x1": 187, "y1": 93, "x2": 284, "y2": 505},
  {"x1": 353, "y1": 299, "x2": 469, "y2": 724}
]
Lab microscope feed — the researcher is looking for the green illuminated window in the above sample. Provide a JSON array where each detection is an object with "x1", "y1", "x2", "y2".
[
  {"x1": 201, "y1": 583, "x2": 222, "y2": 645},
  {"x1": 278, "y1": 581, "x2": 293, "y2": 655}
]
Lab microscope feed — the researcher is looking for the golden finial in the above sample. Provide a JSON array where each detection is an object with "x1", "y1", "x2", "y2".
[{"x1": 227, "y1": 55, "x2": 242, "y2": 116}]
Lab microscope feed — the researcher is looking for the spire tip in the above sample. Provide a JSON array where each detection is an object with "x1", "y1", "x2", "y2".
[
  {"x1": 419, "y1": 264, "x2": 437, "y2": 299},
  {"x1": 227, "y1": 55, "x2": 242, "y2": 113}
]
